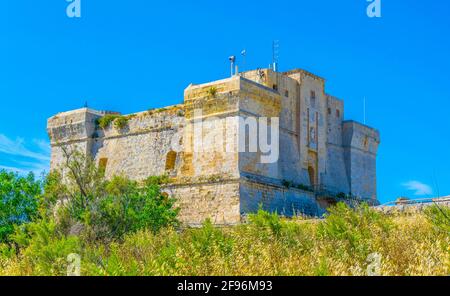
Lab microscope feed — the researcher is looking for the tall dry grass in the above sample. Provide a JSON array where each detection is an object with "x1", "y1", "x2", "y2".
[{"x1": 1, "y1": 204, "x2": 449, "y2": 276}]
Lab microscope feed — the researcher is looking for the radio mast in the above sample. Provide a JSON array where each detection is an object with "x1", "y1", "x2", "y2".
[{"x1": 272, "y1": 40, "x2": 279, "y2": 72}]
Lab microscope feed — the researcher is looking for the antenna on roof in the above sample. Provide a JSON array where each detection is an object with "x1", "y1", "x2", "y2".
[
  {"x1": 241, "y1": 49, "x2": 247, "y2": 72},
  {"x1": 363, "y1": 97, "x2": 366, "y2": 125},
  {"x1": 229, "y1": 55, "x2": 236, "y2": 77},
  {"x1": 272, "y1": 40, "x2": 279, "y2": 72}
]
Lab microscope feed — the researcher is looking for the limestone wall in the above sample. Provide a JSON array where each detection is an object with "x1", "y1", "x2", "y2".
[
  {"x1": 164, "y1": 180, "x2": 241, "y2": 225},
  {"x1": 285, "y1": 70, "x2": 328, "y2": 187},
  {"x1": 343, "y1": 121, "x2": 380, "y2": 202},
  {"x1": 93, "y1": 107, "x2": 185, "y2": 180},
  {"x1": 324, "y1": 95, "x2": 350, "y2": 193},
  {"x1": 241, "y1": 69, "x2": 330, "y2": 187},
  {"x1": 240, "y1": 177, "x2": 325, "y2": 217},
  {"x1": 183, "y1": 77, "x2": 240, "y2": 179},
  {"x1": 238, "y1": 77, "x2": 281, "y2": 180},
  {"x1": 47, "y1": 108, "x2": 105, "y2": 173}
]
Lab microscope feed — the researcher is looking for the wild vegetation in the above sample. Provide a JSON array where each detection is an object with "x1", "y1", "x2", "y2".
[
  {"x1": 0, "y1": 152, "x2": 448, "y2": 276},
  {"x1": 97, "y1": 114, "x2": 135, "y2": 130}
]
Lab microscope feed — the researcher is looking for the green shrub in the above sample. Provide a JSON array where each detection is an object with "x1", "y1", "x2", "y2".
[
  {"x1": 294, "y1": 183, "x2": 313, "y2": 192},
  {"x1": 281, "y1": 179, "x2": 313, "y2": 192},
  {"x1": 318, "y1": 202, "x2": 392, "y2": 260},
  {"x1": 207, "y1": 86, "x2": 218, "y2": 98},
  {"x1": 97, "y1": 114, "x2": 119, "y2": 129},
  {"x1": 425, "y1": 204, "x2": 450, "y2": 234},
  {"x1": 105, "y1": 175, "x2": 138, "y2": 196},
  {"x1": 248, "y1": 208, "x2": 282, "y2": 237},
  {"x1": 97, "y1": 115, "x2": 133, "y2": 130},
  {"x1": 11, "y1": 219, "x2": 81, "y2": 276},
  {"x1": 58, "y1": 180, "x2": 179, "y2": 242},
  {"x1": 0, "y1": 171, "x2": 41, "y2": 243},
  {"x1": 144, "y1": 175, "x2": 171, "y2": 186},
  {"x1": 92, "y1": 180, "x2": 180, "y2": 240},
  {"x1": 336, "y1": 192, "x2": 347, "y2": 199},
  {"x1": 113, "y1": 116, "x2": 130, "y2": 130},
  {"x1": 154, "y1": 108, "x2": 168, "y2": 113},
  {"x1": 39, "y1": 171, "x2": 68, "y2": 217},
  {"x1": 0, "y1": 243, "x2": 15, "y2": 259},
  {"x1": 41, "y1": 150, "x2": 179, "y2": 243},
  {"x1": 281, "y1": 179, "x2": 293, "y2": 188},
  {"x1": 189, "y1": 220, "x2": 233, "y2": 257}
]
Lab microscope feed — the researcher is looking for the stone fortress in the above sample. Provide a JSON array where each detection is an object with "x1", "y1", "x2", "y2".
[{"x1": 47, "y1": 68, "x2": 380, "y2": 225}]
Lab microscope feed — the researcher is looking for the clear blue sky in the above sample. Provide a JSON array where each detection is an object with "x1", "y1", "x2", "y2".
[{"x1": 1, "y1": 1, "x2": 449, "y2": 203}]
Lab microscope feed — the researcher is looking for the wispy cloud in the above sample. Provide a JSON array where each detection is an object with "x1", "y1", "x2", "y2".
[
  {"x1": 0, "y1": 134, "x2": 50, "y2": 161},
  {"x1": 402, "y1": 180, "x2": 433, "y2": 196},
  {"x1": 0, "y1": 165, "x2": 28, "y2": 174},
  {"x1": 0, "y1": 134, "x2": 50, "y2": 175},
  {"x1": 33, "y1": 139, "x2": 51, "y2": 154}
]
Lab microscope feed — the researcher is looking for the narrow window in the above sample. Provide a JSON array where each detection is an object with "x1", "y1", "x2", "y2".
[
  {"x1": 310, "y1": 91, "x2": 316, "y2": 108},
  {"x1": 363, "y1": 136, "x2": 369, "y2": 149},
  {"x1": 273, "y1": 84, "x2": 278, "y2": 91},
  {"x1": 165, "y1": 151, "x2": 177, "y2": 171},
  {"x1": 284, "y1": 90, "x2": 289, "y2": 97},
  {"x1": 336, "y1": 109, "x2": 340, "y2": 118},
  {"x1": 99, "y1": 158, "x2": 108, "y2": 171},
  {"x1": 308, "y1": 166, "x2": 316, "y2": 187},
  {"x1": 327, "y1": 108, "x2": 331, "y2": 115}
]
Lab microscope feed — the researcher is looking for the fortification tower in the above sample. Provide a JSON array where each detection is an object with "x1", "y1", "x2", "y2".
[{"x1": 47, "y1": 67, "x2": 381, "y2": 225}]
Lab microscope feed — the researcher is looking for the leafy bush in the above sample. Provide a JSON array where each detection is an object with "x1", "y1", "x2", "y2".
[
  {"x1": 97, "y1": 115, "x2": 133, "y2": 130},
  {"x1": 425, "y1": 204, "x2": 450, "y2": 234},
  {"x1": 281, "y1": 179, "x2": 293, "y2": 188},
  {"x1": 97, "y1": 114, "x2": 120, "y2": 129},
  {"x1": 45, "y1": 150, "x2": 179, "y2": 242},
  {"x1": 11, "y1": 219, "x2": 80, "y2": 275},
  {"x1": 281, "y1": 179, "x2": 313, "y2": 192},
  {"x1": 0, "y1": 171, "x2": 41, "y2": 243},
  {"x1": 336, "y1": 192, "x2": 347, "y2": 199},
  {"x1": 189, "y1": 220, "x2": 233, "y2": 258},
  {"x1": 89, "y1": 176, "x2": 179, "y2": 240},
  {"x1": 248, "y1": 208, "x2": 282, "y2": 237},
  {"x1": 113, "y1": 116, "x2": 130, "y2": 130},
  {"x1": 207, "y1": 86, "x2": 218, "y2": 98},
  {"x1": 144, "y1": 175, "x2": 171, "y2": 186},
  {"x1": 318, "y1": 203, "x2": 392, "y2": 260}
]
